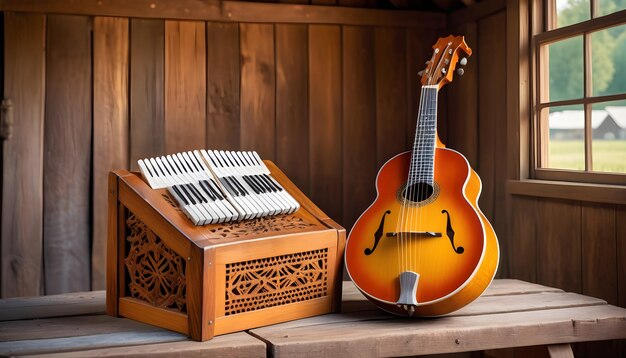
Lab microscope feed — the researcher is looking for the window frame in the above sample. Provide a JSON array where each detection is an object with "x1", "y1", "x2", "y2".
[{"x1": 531, "y1": 1, "x2": 626, "y2": 186}]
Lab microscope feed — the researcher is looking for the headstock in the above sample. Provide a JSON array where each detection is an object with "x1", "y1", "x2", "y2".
[{"x1": 419, "y1": 35, "x2": 472, "y2": 90}]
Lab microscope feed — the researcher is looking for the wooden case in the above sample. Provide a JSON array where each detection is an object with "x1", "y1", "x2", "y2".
[{"x1": 106, "y1": 161, "x2": 345, "y2": 341}]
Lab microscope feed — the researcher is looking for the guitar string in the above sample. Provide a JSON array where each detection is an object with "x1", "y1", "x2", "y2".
[{"x1": 399, "y1": 84, "x2": 426, "y2": 278}]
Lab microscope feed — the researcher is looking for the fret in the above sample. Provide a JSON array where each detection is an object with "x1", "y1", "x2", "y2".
[{"x1": 408, "y1": 85, "x2": 438, "y2": 186}]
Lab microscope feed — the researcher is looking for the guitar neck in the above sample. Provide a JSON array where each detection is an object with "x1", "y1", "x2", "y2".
[{"x1": 408, "y1": 85, "x2": 438, "y2": 186}]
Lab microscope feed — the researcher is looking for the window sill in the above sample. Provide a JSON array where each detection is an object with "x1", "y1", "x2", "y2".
[{"x1": 507, "y1": 179, "x2": 626, "y2": 205}]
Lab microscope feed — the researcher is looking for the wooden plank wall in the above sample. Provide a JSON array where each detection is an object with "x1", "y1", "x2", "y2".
[
  {"x1": 1, "y1": 9, "x2": 442, "y2": 296},
  {"x1": 446, "y1": 2, "x2": 625, "y2": 356},
  {"x1": 446, "y1": 7, "x2": 509, "y2": 278}
]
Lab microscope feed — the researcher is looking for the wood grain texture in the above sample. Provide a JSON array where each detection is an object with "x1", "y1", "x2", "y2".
[
  {"x1": 164, "y1": 20, "x2": 206, "y2": 153},
  {"x1": 509, "y1": 196, "x2": 537, "y2": 282},
  {"x1": 477, "y1": 12, "x2": 506, "y2": 224},
  {"x1": 342, "y1": 26, "x2": 377, "y2": 231},
  {"x1": 536, "y1": 199, "x2": 582, "y2": 294},
  {"x1": 44, "y1": 15, "x2": 92, "y2": 294},
  {"x1": 240, "y1": 23, "x2": 275, "y2": 160},
  {"x1": 1, "y1": 13, "x2": 45, "y2": 298},
  {"x1": 615, "y1": 207, "x2": 626, "y2": 308},
  {"x1": 581, "y1": 204, "x2": 617, "y2": 305},
  {"x1": 406, "y1": 28, "x2": 438, "y2": 149},
  {"x1": 0, "y1": 291, "x2": 104, "y2": 322},
  {"x1": 23, "y1": 332, "x2": 265, "y2": 357},
  {"x1": 446, "y1": 21, "x2": 478, "y2": 167},
  {"x1": 130, "y1": 19, "x2": 164, "y2": 170},
  {"x1": 206, "y1": 22, "x2": 240, "y2": 150},
  {"x1": 276, "y1": 24, "x2": 309, "y2": 193},
  {"x1": 308, "y1": 25, "x2": 343, "y2": 224},
  {"x1": 93, "y1": 17, "x2": 129, "y2": 291},
  {"x1": 0, "y1": 0, "x2": 447, "y2": 28},
  {"x1": 251, "y1": 303, "x2": 626, "y2": 357},
  {"x1": 375, "y1": 27, "x2": 407, "y2": 168}
]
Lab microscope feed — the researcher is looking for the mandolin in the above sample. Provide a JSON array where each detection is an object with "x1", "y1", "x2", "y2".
[{"x1": 344, "y1": 35, "x2": 499, "y2": 317}]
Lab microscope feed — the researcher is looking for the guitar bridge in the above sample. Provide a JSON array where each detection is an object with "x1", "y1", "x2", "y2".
[{"x1": 396, "y1": 271, "x2": 419, "y2": 316}]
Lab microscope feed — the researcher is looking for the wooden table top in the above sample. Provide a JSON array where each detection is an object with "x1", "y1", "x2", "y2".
[{"x1": 1, "y1": 279, "x2": 625, "y2": 357}]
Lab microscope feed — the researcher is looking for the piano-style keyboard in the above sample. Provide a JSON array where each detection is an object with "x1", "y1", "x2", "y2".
[{"x1": 137, "y1": 150, "x2": 300, "y2": 225}]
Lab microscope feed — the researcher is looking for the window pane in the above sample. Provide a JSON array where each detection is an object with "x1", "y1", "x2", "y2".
[
  {"x1": 597, "y1": 0, "x2": 626, "y2": 17},
  {"x1": 591, "y1": 24, "x2": 626, "y2": 96},
  {"x1": 546, "y1": 105, "x2": 585, "y2": 170},
  {"x1": 548, "y1": 36, "x2": 584, "y2": 102},
  {"x1": 591, "y1": 101, "x2": 626, "y2": 173},
  {"x1": 556, "y1": 0, "x2": 590, "y2": 28}
]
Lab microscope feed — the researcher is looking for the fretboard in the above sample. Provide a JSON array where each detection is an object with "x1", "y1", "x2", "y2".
[{"x1": 408, "y1": 85, "x2": 438, "y2": 186}]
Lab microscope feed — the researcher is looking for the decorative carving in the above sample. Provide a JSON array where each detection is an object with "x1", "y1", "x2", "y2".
[
  {"x1": 224, "y1": 249, "x2": 328, "y2": 315},
  {"x1": 124, "y1": 211, "x2": 186, "y2": 313},
  {"x1": 208, "y1": 215, "x2": 316, "y2": 239},
  {"x1": 162, "y1": 193, "x2": 181, "y2": 212}
]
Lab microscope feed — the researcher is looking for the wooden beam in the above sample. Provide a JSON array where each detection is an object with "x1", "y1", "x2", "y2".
[
  {"x1": 507, "y1": 179, "x2": 626, "y2": 205},
  {"x1": 0, "y1": 0, "x2": 446, "y2": 29},
  {"x1": 448, "y1": 0, "x2": 506, "y2": 27}
]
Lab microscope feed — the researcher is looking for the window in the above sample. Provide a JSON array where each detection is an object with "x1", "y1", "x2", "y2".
[{"x1": 533, "y1": 0, "x2": 626, "y2": 185}]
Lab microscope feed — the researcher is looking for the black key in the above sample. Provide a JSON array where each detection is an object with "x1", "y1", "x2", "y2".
[
  {"x1": 186, "y1": 184, "x2": 207, "y2": 204},
  {"x1": 252, "y1": 175, "x2": 271, "y2": 193},
  {"x1": 179, "y1": 185, "x2": 196, "y2": 205},
  {"x1": 243, "y1": 176, "x2": 261, "y2": 194},
  {"x1": 143, "y1": 161, "x2": 155, "y2": 177},
  {"x1": 230, "y1": 177, "x2": 249, "y2": 195},
  {"x1": 207, "y1": 179, "x2": 224, "y2": 200},
  {"x1": 171, "y1": 186, "x2": 189, "y2": 206},
  {"x1": 185, "y1": 152, "x2": 201, "y2": 172},
  {"x1": 198, "y1": 180, "x2": 216, "y2": 201},
  {"x1": 171, "y1": 156, "x2": 184, "y2": 174},
  {"x1": 263, "y1": 174, "x2": 283, "y2": 191},
  {"x1": 150, "y1": 160, "x2": 165, "y2": 177},
  {"x1": 220, "y1": 177, "x2": 238, "y2": 196},
  {"x1": 156, "y1": 159, "x2": 172, "y2": 176}
]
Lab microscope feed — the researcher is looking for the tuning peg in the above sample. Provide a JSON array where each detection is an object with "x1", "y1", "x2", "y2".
[
  {"x1": 459, "y1": 57, "x2": 468, "y2": 66},
  {"x1": 444, "y1": 58, "x2": 450, "y2": 65},
  {"x1": 441, "y1": 68, "x2": 447, "y2": 74},
  {"x1": 457, "y1": 68, "x2": 465, "y2": 76},
  {"x1": 418, "y1": 70, "x2": 425, "y2": 76}
]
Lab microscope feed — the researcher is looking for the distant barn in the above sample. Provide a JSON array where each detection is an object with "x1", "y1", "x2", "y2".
[{"x1": 549, "y1": 106, "x2": 626, "y2": 140}]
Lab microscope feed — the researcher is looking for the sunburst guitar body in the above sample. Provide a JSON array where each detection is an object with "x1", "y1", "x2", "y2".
[{"x1": 345, "y1": 35, "x2": 499, "y2": 316}]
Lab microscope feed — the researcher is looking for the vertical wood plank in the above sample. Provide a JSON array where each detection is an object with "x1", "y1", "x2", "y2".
[
  {"x1": 206, "y1": 22, "x2": 240, "y2": 150},
  {"x1": 406, "y1": 29, "x2": 438, "y2": 151},
  {"x1": 582, "y1": 204, "x2": 617, "y2": 304},
  {"x1": 477, "y1": 12, "x2": 507, "y2": 224},
  {"x1": 619, "y1": 207, "x2": 626, "y2": 309},
  {"x1": 509, "y1": 196, "x2": 537, "y2": 282},
  {"x1": 1, "y1": 13, "x2": 45, "y2": 298},
  {"x1": 276, "y1": 24, "x2": 309, "y2": 192},
  {"x1": 240, "y1": 23, "x2": 275, "y2": 160},
  {"x1": 165, "y1": 20, "x2": 206, "y2": 153},
  {"x1": 536, "y1": 199, "x2": 582, "y2": 293},
  {"x1": 92, "y1": 17, "x2": 129, "y2": 291},
  {"x1": 130, "y1": 19, "x2": 164, "y2": 170},
  {"x1": 446, "y1": 21, "x2": 478, "y2": 167},
  {"x1": 342, "y1": 26, "x2": 376, "y2": 230},
  {"x1": 618, "y1": 207, "x2": 626, "y2": 358},
  {"x1": 44, "y1": 15, "x2": 92, "y2": 294},
  {"x1": 375, "y1": 27, "x2": 407, "y2": 168},
  {"x1": 478, "y1": 12, "x2": 508, "y2": 277},
  {"x1": 309, "y1": 25, "x2": 342, "y2": 223}
]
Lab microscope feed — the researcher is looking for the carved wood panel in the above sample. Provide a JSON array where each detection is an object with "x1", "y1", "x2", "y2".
[
  {"x1": 224, "y1": 248, "x2": 328, "y2": 315},
  {"x1": 124, "y1": 211, "x2": 186, "y2": 313}
]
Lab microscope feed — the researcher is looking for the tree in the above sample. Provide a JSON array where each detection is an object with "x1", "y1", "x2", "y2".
[{"x1": 548, "y1": 0, "x2": 625, "y2": 101}]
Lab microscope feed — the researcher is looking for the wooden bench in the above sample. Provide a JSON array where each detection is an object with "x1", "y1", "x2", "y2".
[{"x1": 1, "y1": 280, "x2": 625, "y2": 357}]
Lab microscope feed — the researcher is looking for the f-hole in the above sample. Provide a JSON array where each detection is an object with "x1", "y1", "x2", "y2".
[{"x1": 402, "y1": 182, "x2": 434, "y2": 203}]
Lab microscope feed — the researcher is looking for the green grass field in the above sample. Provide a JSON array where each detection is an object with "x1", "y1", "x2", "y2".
[{"x1": 548, "y1": 140, "x2": 626, "y2": 173}]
